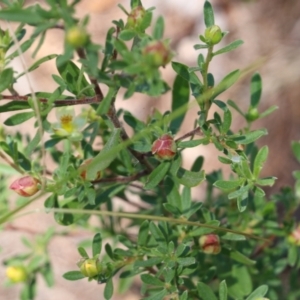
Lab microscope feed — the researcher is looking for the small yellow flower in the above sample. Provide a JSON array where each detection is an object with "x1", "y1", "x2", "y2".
[
  {"x1": 51, "y1": 107, "x2": 86, "y2": 141},
  {"x1": 6, "y1": 266, "x2": 27, "y2": 283}
]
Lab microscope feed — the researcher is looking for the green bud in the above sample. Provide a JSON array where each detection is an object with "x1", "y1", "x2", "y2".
[
  {"x1": 204, "y1": 25, "x2": 223, "y2": 45},
  {"x1": 79, "y1": 258, "x2": 101, "y2": 278},
  {"x1": 66, "y1": 26, "x2": 89, "y2": 48},
  {"x1": 142, "y1": 41, "x2": 173, "y2": 67},
  {"x1": 126, "y1": 6, "x2": 146, "y2": 30},
  {"x1": 246, "y1": 107, "x2": 259, "y2": 121}
]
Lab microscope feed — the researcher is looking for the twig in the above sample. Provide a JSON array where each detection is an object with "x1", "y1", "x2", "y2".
[
  {"x1": 175, "y1": 126, "x2": 202, "y2": 142},
  {"x1": 0, "y1": 151, "x2": 25, "y2": 174}
]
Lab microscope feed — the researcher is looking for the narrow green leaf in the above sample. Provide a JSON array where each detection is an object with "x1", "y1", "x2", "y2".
[
  {"x1": 222, "y1": 109, "x2": 232, "y2": 133},
  {"x1": 8, "y1": 38, "x2": 35, "y2": 60},
  {"x1": 211, "y1": 70, "x2": 240, "y2": 99},
  {"x1": 177, "y1": 139, "x2": 204, "y2": 148},
  {"x1": 62, "y1": 271, "x2": 85, "y2": 281},
  {"x1": 86, "y1": 129, "x2": 121, "y2": 179},
  {"x1": 287, "y1": 245, "x2": 298, "y2": 267},
  {"x1": 259, "y1": 105, "x2": 278, "y2": 118},
  {"x1": 245, "y1": 285, "x2": 268, "y2": 300},
  {"x1": 253, "y1": 146, "x2": 268, "y2": 178},
  {"x1": 194, "y1": 44, "x2": 209, "y2": 50},
  {"x1": 0, "y1": 6, "x2": 44, "y2": 24},
  {"x1": 256, "y1": 177, "x2": 276, "y2": 187},
  {"x1": 4, "y1": 111, "x2": 35, "y2": 126},
  {"x1": 227, "y1": 99, "x2": 244, "y2": 116},
  {"x1": 231, "y1": 129, "x2": 267, "y2": 144},
  {"x1": 119, "y1": 29, "x2": 136, "y2": 41},
  {"x1": 78, "y1": 247, "x2": 89, "y2": 258},
  {"x1": 138, "y1": 221, "x2": 149, "y2": 246},
  {"x1": 221, "y1": 232, "x2": 246, "y2": 241},
  {"x1": 143, "y1": 289, "x2": 168, "y2": 300},
  {"x1": 141, "y1": 274, "x2": 165, "y2": 286},
  {"x1": 145, "y1": 161, "x2": 171, "y2": 189},
  {"x1": 176, "y1": 168, "x2": 205, "y2": 188},
  {"x1": 240, "y1": 160, "x2": 253, "y2": 179},
  {"x1": 218, "y1": 156, "x2": 232, "y2": 164},
  {"x1": 219, "y1": 280, "x2": 228, "y2": 300},
  {"x1": 153, "y1": 16, "x2": 164, "y2": 40},
  {"x1": 250, "y1": 73, "x2": 262, "y2": 107},
  {"x1": 24, "y1": 130, "x2": 40, "y2": 157},
  {"x1": 228, "y1": 185, "x2": 250, "y2": 200},
  {"x1": 203, "y1": 1, "x2": 215, "y2": 27},
  {"x1": 214, "y1": 179, "x2": 242, "y2": 191},
  {"x1": 189, "y1": 220, "x2": 220, "y2": 236},
  {"x1": 0, "y1": 101, "x2": 30, "y2": 113},
  {"x1": 170, "y1": 74, "x2": 190, "y2": 134},
  {"x1": 96, "y1": 86, "x2": 118, "y2": 115},
  {"x1": 213, "y1": 40, "x2": 244, "y2": 56},
  {"x1": 92, "y1": 233, "x2": 102, "y2": 257},
  {"x1": 227, "y1": 265, "x2": 252, "y2": 298},
  {"x1": 177, "y1": 257, "x2": 195, "y2": 266},
  {"x1": 197, "y1": 282, "x2": 218, "y2": 300},
  {"x1": 104, "y1": 277, "x2": 114, "y2": 300},
  {"x1": 0, "y1": 68, "x2": 13, "y2": 93},
  {"x1": 165, "y1": 176, "x2": 183, "y2": 211},
  {"x1": 292, "y1": 141, "x2": 300, "y2": 163}
]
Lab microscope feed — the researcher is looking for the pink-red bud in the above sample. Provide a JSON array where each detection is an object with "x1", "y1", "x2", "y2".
[
  {"x1": 151, "y1": 134, "x2": 177, "y2": 160},
  {"x1": 199, "y1": 234, "x2": 221, "y2": 254},
  {"x1": 9, "y1": 176, "x2": 40, "y2": 197},
  {"x1": 142, "y1": 41, "x2": 173, "y2": 67}
]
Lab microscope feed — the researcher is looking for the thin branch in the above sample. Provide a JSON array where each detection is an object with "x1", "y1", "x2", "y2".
[
  {"x1": 0, "y1": 95, "x2": 101, "y2": 106},
  {"x1": 175, "y1": 126, "x2": 202, "y2": 142},
  {"x1": 0, "y1": 151, "x2": 25, "y2": 174}
]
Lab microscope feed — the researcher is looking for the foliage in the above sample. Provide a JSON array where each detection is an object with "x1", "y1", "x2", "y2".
[{"x1": 0, "y1": 0, "x2": 299, "y2": 299}]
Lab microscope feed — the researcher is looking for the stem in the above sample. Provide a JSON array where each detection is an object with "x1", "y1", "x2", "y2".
[
  {"x1": 175, "y1": 127, "x2": 202, "y2": 142},
  {"x1": 0, "y1": 151, "x2": 25, "y2": 174},
  {"x1": 13, "y1": 207, "x2": 268, "y2": 242}
]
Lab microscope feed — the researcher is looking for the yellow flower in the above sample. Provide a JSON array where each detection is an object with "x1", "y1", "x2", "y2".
[
  {"x1": 51, "y1": 107, "x2": 86, "y2": 141},
  {"x1": 6, "y1": 266, "x2": 27, "y2": 283}
]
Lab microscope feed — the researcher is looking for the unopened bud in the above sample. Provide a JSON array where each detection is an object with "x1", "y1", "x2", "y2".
[
  {"x1": 199, "y1": 234, "x2": 221, "y2": 254},
  {"x1": 126, "y1": 6, "x2": 146, "y2": 29},
  {"x1": 204, "y1": 25, "x2": 222, "y2": 45},
  {"x1": 142, "y1": 40, "x2": 173, "y2": 67},
  {"x1": 79, "y1": 158, "x2": 101, "y2": 181},
  {"x1": 9, "y1": 176, "x2": 40, "y2": 197},
  {"x1": 287, "y1": 225, "x2": 300, "y2": 246},
  {"x1": 66, "y1": 26, "x2": 89, "y2": 48},
  {"x1": 246, "y1": 107, "x2": 259, "y2": 122},
  {"x1": 151, "y1": 134, "x2": 177, "y2": 160},
  {"x1": 6, "y1": 266, "x2": 27, "y2": 283},
  {"x1": 78, "y1": 258, "x2": 101, "y2": 278}
]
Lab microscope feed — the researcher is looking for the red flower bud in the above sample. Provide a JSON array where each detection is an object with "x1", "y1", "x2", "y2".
[
  {"x1": 9, "y1": 176, "x2": 40, "y2": 197},
  {"x1": 142, "y1": 40, "x2": 173, "y2": 67},
  {"x1": 79, "y1": 158, "x2": 101, "y2": 181},
  {"x1": 151, "y1": 134, "x2": 177, "y2": 160},
  {"x1": 126, "y1": 6, "x2": 146, "y2": 29},
  {"x1": 199, "y1": 234, "x2": 221, "y2": 254}
]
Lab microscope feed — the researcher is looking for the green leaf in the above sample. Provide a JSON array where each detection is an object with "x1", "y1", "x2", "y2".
[
  {"x1": 211, "y1": 70, "x2": 240, "y2": 99},
  {"x1": 62, "y1": 271, "x2": 85, "y2": 281},
  {"x1": 221, "y1": 233, "x2": 246, "y2": 241},
  {"x1": 203, "y1": 1, "x2": 215, "y2": 27},
  {"x1": 259, "y1": 105, "x2": 278, "y2": 118},
  {"x1": 222, "y1": 109, "x2": 232, "y2": 133},
  {"x1": 8, "y1": 38, "x2": 36, "y2": 60},
  {"x1": 253, "y1": 146, "x2": 268, "y2": 178},
  {"x1": 214, "y1": 179, "x2": 242, "y2": 191},
  {"x1": 287, "y1": 245, "x2": 298, "y2": 267},
  {"x1": 96, "y1": 86, "x2": 118, "y2": 115},
  {"x1": 145, "y1": 161, "x2": 171, "y2": 189},
  {"x1": 153, "y1": 16, "x2": 164, "y2": 40},
  {"x1": 231, "y1": 129, "x2": 267, "y2": 144},
  {"x1": 176, "y1": 168, "x2": 205, "y2": 188},
  {"x1": 0, "y1": 101, "x2": 31, "y2": 113},
  {"x1": 138, "y1": 221, "x2": 149, "y2": 246},
  {"x1": 56, "y1": 56, "x2": 94, "y2": 96},
  {"x1": 218, "y1": 156, "x2": 232, "y2": 164},
  {"x1": 250, "y1": 73, "x2": 262, "y2": 107},
  {"x1": 227, "y1": 265, "x2": 252, "y2": 298},
  {"x1": 219, "y1": 280, "x2": 228, "y2": 300},
  {"x1": 194, "y1": 44, "x2": 209, "y2": 50},
  {"x1": 256, "y1": 177, "x2": 276, "y2": 187},
  {"x1": 78, "y1": 247, "x2": 89, "y2": 258},
  {"x1": 197, "y1": 282, "x2": 218, "y2": 300},
  {"x1": 240, "y1": 160, "x2": 253, "y2": 179},
  {"x1": 213, "y1": 40, "x2": 244, "y2": 56},
  {"x1": 143, "y1": 289, "x2": 168, "y2": 300},
  {"x1": 165, "y1": 176, "x2": 182, "y2": 211},
  {"x1": 229, "y1": 249, "x2": 256, "y2": 266},
  {"x1": 189, "y1": 220, "x2": 220, "y2": 236},
  {"x1": 92, "y1": 233, "x2": 102, "y2": 257},
  {"x1": 245, "y1": 285, "x2": 268, "y2": 300},
  {"x1": 141, "y1": 274, "x2": 165, "y2": 286},
  {"x1": 4, "y1": 111, "x2": 35, "y2": 126},
  {"x1": 169, "y1": 74, "x2": 190, "y2": 134},
  {"x1": 0, "y1": 68, "x2": 13, "y2": 93},
  {"x1": 172, "y1": 62, "x2": 201, "y2": 85},
  {"x1": 104, "y1": 277, "x2": 114, "y2": 300},
  {"x1": 86, "y1": 129, "x2": 121, "y2": 179},
  {"x1": 119, "y1": 29, "x2": 136, "y2": 41},
  {"x1": 177, "y1": 139, "x2": 205, "y2": 148},
  {"x1": 227, "y1": 99, "x2": 244, "y2": 117},
  {"x1": 0, "y1": 6, "x2": 44, "y2": 24},
  {"x1": 177, "y1": 257, "x2": 195, "y2": 266}
]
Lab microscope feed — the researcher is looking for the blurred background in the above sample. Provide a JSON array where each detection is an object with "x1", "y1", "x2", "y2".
[{"x1": 1, "y1": 0, "x2": 300, "y2": 299}]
